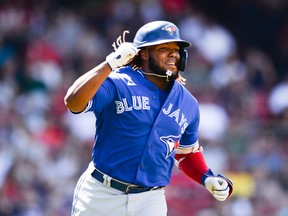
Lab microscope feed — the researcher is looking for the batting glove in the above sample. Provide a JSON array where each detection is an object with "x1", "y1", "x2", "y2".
[
  {"x1": 106, "y1": 42, "x2": 139, "y2": 70},
  {"x1": 204, "y1": 176, "x2": 230, "y2": 201},
  {"x1": 202, "y1": 169, "x2": 234, "y2": 201}
]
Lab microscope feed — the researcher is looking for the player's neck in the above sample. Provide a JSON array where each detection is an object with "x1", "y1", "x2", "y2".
[{"x1": 142, "y1": 72, "x2": 173, "y2": 91}]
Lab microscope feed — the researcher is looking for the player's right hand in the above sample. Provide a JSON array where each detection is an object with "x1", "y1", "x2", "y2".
[
  {"x1": 106, "y1": 42, "x2": 139, "y2": 70},
  {"x1": 204, "y1": 176, "x2": 230, "y2": 201}
]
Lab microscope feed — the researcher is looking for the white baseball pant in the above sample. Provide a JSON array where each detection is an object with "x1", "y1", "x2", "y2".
[{"x1": 71, "y1": 162, "x2": 167, "y2": 216}]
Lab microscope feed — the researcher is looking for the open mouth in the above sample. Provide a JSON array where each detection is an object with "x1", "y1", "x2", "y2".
[{"x1": 166, "y1": 62, "x2": 178, "y2": 70}]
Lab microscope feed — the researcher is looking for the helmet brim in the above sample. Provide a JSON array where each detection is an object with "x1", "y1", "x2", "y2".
[{"x1": 135, "y1": 39, "x2": 191, "y2": 48}]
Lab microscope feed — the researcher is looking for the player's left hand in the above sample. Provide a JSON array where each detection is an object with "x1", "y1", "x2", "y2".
[{"x1": 204, "y1": 176, "x2": 230, "y2": 201}]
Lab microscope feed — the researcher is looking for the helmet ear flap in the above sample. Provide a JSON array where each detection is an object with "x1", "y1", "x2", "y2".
[{"x1": 179, "y1": 49, "x2": 188, "y2": 72}]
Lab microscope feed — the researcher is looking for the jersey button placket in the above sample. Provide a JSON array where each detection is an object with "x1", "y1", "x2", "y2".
[{"x1": 149, "y1": 86, "x2": 157, "y2": 100}]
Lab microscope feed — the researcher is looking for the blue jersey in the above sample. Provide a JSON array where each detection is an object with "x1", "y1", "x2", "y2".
[{"x1": 83, "y1": 66, "x2": 200, "y2": 187}]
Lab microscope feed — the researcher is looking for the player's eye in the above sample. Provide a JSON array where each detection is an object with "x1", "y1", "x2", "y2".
[{"x1": 159, "y1": 47, "x2": 168, "y2": 51}]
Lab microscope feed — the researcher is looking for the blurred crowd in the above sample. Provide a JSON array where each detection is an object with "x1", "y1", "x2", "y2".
[{"x1": 0, "y1": 0, "x2": 287, "y2": 215}]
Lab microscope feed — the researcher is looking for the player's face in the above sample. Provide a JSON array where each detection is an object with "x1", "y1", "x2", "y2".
[{"x1": 147, "y1": 42, "x2": 180, "y2": 76}]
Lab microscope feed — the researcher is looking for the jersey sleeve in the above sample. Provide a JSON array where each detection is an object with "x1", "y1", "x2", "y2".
[
  {"x1": 179, "y1": 101, "x2": 200, "y2": 149},
  {"x1": 85, "y1": 78, "x2": 116, "y2": 114}
]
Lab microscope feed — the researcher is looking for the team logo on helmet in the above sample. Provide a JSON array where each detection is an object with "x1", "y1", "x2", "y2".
[
  {"x1": 160, "y1": 135, "x2": 181, "y2": 158},
  {"x1": 162, "y1": 25, "x2": 177, "y2": 35}
]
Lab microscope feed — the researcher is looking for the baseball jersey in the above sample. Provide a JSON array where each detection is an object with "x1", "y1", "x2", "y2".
[{"x1": 82, "y1": 66, "x2": 200, "y2": 187}]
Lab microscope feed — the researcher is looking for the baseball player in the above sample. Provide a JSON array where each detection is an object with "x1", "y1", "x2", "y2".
[{"x1": 64, "y1": 20, "x2": 233, "y2": 216}]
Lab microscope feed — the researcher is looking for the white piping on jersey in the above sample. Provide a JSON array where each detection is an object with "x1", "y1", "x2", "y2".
[
  {"x1": 83, "y1": 100, "x2": 93, "y2": 113},
  {"x1": 177, "y1": 141, "x2": 199, "y2": 152}
]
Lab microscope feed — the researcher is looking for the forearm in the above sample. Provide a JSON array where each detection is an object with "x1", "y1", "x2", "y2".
[
  {"x1": 175, "y1": 147, "x2": 209, "y2": 185},
  {"x1": 175, "y1": 146, "x2": 234, "y2": 201},
  {"x1": 64, "y1": 40, "x2": 138, "y2": 113},
  {"x1": 64, "y1": 61, "x2": 111, "y2": 113}
]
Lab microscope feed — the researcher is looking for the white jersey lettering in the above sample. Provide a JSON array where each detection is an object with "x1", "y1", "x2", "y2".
[
  {"x1": 115, "y1": 96, "x2": 150, "y2": 114},
  {"x1": 115, "y1": 101, "x2": 125, "y2": 114},
  {"x1": 123, "y1": 98, "x2": 133, "y2": 112},
  {"x1": 162, "y1": 103, "x2": 173, "y2": 114},
  {"x1": 163, "y1": 103, "x2": 188, "y2": 134},
  {"x1": 132, "y1": 96, "x2": 142, "y2": 110},
  {"x1": 179, "y1": 113, "x2": 187, "y2": 127},
  {"x1": 169, "y1": 109, "x2": 180, "y2": 123},
  {"x1": 142, "y1": 96, "x2": 150, "y2": 110}
]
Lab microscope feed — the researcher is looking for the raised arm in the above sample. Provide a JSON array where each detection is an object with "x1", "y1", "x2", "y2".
[
  {"x1": 64, "y1": 62, "x2": 111, "y2": 113},
  {"x1": 64, "y1": 42, "x2": 138, "y2": 113}
]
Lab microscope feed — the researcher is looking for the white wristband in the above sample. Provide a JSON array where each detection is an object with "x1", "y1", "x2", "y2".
[{"x1": 106, "y1": 52, "x2": 120, "y2": 70}]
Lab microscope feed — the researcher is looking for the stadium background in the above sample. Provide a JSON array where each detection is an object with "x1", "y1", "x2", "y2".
[{"x1": 0, "y1": 0, "x2": 287, "y2": 215}]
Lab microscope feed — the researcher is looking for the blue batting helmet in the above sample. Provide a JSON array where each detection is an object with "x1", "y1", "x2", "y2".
[{"x1": 133, "y1": 21, "x2": 191, "y2": 48}]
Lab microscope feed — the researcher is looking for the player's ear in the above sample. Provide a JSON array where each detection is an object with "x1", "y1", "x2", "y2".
[{"x1": 140, "y1": 49, "x2": 148, "y2": 61}]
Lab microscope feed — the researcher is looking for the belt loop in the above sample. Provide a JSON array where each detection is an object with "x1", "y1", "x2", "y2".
[
  {"x1": 103, "y1": 174, "x2": 112, "y2": 187},
  {"x1": 125, "y1": 185, "x2": 131, "y2": 193}
]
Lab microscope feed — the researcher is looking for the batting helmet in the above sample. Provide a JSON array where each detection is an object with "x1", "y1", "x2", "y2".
[{"x1": 133, "y1": 21, "x2": 191, "y2": 48}]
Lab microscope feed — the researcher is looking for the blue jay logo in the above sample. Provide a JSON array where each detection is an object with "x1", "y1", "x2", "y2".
[
  {"x1": 160, "y1": 135, "x2": 181, "y2": 158},
  {"x1": 162, "y1": 25, "x2": 177, "y2": 35}
]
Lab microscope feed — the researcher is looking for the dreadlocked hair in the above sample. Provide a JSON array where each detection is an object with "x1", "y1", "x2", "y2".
[{"x1": 124, "y1": 51, "x2": 143, "y2": 71}]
